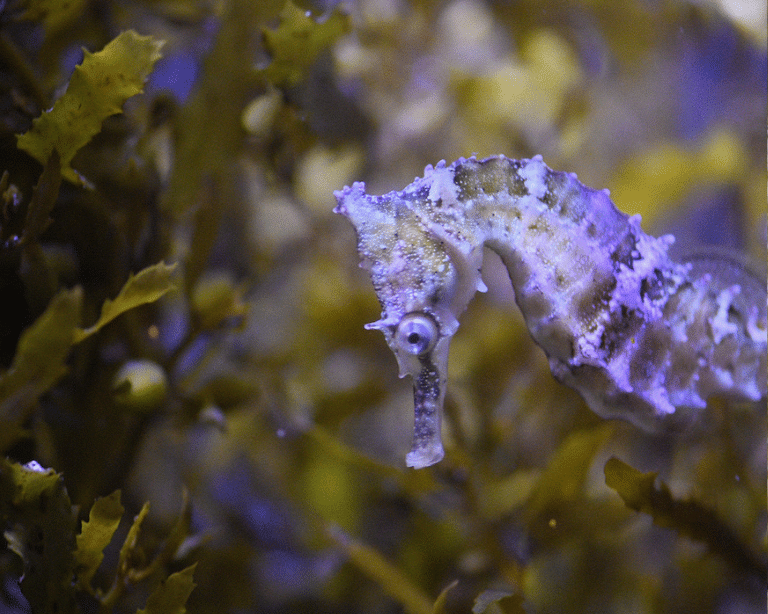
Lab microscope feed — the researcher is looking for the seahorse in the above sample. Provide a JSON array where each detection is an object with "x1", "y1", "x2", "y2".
[{"x1": 333, "y1": 156, "x2": 767, "y2": 469}]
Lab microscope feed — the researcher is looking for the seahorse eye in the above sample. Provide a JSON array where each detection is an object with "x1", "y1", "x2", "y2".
[{"x1": 395, "y1": 313, "x2": 438, "y2": 356}]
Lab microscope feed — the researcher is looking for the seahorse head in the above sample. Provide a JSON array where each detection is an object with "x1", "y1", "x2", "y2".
[{"x1": 334, "y1": 173, "x2": 484, "y2": 468}]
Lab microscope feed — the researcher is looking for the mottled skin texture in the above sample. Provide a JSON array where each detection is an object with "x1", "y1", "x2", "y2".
[{"x1": 334, "y1": 155, "x2": 767, "y2": 469}]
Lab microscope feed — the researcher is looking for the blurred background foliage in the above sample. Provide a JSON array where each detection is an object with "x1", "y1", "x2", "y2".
[{"x1": 0, "y1": 0, "x2": 765, "y2": 612}]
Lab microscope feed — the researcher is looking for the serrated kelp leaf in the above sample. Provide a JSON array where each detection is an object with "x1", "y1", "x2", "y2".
[
  {"x1": 431, "y1": 579, "x2": 457, "y2": 614},
  {"x1": 16, "y1": 31, "x2": 163, "y2": 184},
  {"x1": 328, "y1": 525, "x2": 433, "y2": 614},
  {"x1": 74, "y1": 490, "x2": 125, "y2": 591},
  {"x1": 604, "y1": 457, "x2": 767, "y2": 579},
  {"x1": 261, "y1": 0, "x2": 351, "y2": 87},
  {"x1": 1, "y1": 459, "x2": 77, "y2": 614},
  {"x1": 119, "y1": 502, "x2": 150, "y2": 574},
  {"x1": 0, "y1": 287, "x2": 81, "y2": 451},
  {"x1": 5, "y1": 458, "x2": 60, "y2": 505},
  {"x1": 127, "y1": 490, "x2": 192, "y2": 580},
  {"x1": 136, "y1": 563, "x2": 197, "y2": 614},
  {"x1": 21, "y1": 0, "x2": 87, "y2": 33},
  {"x1": 524, "y1": 423, "x2": 614, "y2": 523},
  {"x1": 472, "y1": 589, "x2": 527, "y2": 614},
  {"x1": 20, "y1": 150, "x2": 61, "y2": 245},
  {"x1": 74, "y1": 261, "x2": 178, "y2": 343}
]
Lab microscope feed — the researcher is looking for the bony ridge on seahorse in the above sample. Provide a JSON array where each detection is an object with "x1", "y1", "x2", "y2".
[{"x1": 333, "y1": 155, "x2": 767, "y2": 469}]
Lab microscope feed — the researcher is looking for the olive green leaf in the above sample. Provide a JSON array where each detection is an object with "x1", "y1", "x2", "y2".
[
  {"x1": 119, "y1": 501, "x2": 151, "y2": 575},
  {"x1": 74, "y1": 261, "x2": 178, "y2": 343},
  {"x1": 0, "y1": 287, "x2": 82, "y2": 451},
  {"x1": 136, "y1": 563, "x2": 197, "y2": 614},
  {"x1": 156, "y1": 489, "x2": 193, "y2": 564},
  {"x1": 431, "y1": 580, "x2": 458, "y2": 614},
  {"x1": 524, "y1": 423, "x2": 614, "y2": 523},
  {"x1": 261, "y1": 0, "x2": 351, "y2": 87},
  {"x1": 20, "y1": 150, "x2": 62, "y2": 246},
  {"x1": 16, "y1": 30, "x2": 163, "y2": 184},
  {"x1": 5, "y1": 458, "x2": 60, "y2": 505},
  {"x1": 604, "y1": 457, "x2": 767, "y2": 579},
  {"x1": 74, "y1": 490, "x2": 125, "y2": 591},
  {"x1": 1, "y1": 458, "x2": 78, "y2": 614},
  {"x1": 604, "y1": 457, "x2": 657, "y2": 512},
  {"x1": 472, "y1": 589, "x2": 527, "y2": 614},
  {"x1": 328, "y1": 525, "x2": 433, "y2": 614}
]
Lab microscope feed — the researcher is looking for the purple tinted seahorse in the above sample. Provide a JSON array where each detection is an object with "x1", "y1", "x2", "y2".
[{"x1": 334, "y1": 156, "x2": 767, "y2": 469}]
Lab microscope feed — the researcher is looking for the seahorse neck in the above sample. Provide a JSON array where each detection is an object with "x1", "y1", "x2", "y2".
[{"x1": 435, "y1": 157, "x2": 638, "y2": 339}]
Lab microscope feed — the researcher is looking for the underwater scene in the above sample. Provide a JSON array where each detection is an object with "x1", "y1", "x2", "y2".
[{"x1": 0, "y1": 0, "x2": 765, "y2": 612}]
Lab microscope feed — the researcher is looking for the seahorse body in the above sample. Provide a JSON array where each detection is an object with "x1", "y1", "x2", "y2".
[{"x1": 334, "y1": 156, "x2": 767, "y2": 468}]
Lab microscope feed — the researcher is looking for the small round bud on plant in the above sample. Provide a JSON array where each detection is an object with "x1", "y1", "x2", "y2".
[
  {"x1": 191, "y1": 272, "x2": 247, "y2": 329},
  {"x1": 113, "y1": 359, "x2": 168, "y2": 412}
]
